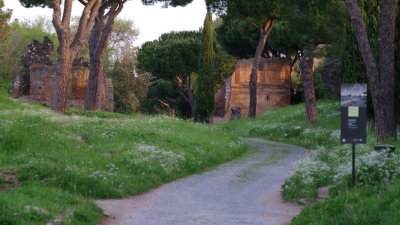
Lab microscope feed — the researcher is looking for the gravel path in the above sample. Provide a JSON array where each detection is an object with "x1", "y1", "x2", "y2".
[{"x1": 97, "y1": 138, "x2": 307, "y2": 225}]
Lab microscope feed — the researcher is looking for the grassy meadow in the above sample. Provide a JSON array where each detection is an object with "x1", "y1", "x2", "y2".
[{"x1": 1, "y1": 84, "x2": 400, "y2": 224}]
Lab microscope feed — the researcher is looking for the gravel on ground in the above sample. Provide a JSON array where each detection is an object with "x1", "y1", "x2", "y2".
[{"x1": 97, "y1": 138, "x2": 308, "y2": 225}]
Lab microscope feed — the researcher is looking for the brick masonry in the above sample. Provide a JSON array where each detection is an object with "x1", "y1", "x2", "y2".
[
  {"x1": 11, "y1": 37, "x2": 113, "y2": 111},
  {"x1": 211, "y1": 58, "x2": 291, "y2": 124}
]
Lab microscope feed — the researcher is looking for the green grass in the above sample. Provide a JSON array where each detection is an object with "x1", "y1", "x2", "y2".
[
  {"x1": 0, "y1": 90, "x2": 246, "y2": 224},
  {"x1": 236, "y1": 147, "x2": 288, "y2": 182},
  {"x1": 291, "y1": 181, "x2": 400, "y2": 225},
  {"x1": 2, "y1": 87, "x2": 400, "y2": 225},
  {"x1": 215, "y1": 99, "x2": 400, "y2": 224}
]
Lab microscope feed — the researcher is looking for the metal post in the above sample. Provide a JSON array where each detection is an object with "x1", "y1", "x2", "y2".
[{"x1": 352, "y1": 143, "x2": 355, "y2": 189}]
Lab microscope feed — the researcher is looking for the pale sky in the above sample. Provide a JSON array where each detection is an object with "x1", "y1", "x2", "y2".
[{"x1": 3, "y1": 0, "x2": 209, "y2": 47}]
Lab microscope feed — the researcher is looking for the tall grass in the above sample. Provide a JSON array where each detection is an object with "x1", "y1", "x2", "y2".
[{"x1": 0, "y1": 92, "x2": 246, "y2": 224}]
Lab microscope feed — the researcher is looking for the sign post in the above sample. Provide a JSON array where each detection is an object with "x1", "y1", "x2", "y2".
[{"x1": 340, "y1": 83, "x2": 367, "y2": 189}]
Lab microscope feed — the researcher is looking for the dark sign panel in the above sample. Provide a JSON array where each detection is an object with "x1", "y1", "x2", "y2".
[{"x1": 340, "y1": 83, "x2": 367, "y2": 144}]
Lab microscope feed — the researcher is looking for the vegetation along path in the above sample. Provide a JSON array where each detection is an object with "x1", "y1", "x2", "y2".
[{"x1": 97, "y1": 138, "x2": 307, "y2": 225}]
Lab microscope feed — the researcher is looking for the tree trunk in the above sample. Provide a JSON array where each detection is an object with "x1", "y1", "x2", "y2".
[
  {"x1": 51, "y1": 0, "x2": 101, "y2": 113},
  {"x1": 52, "y1": 35, "x2": 72, "y2": 113},
  {"x1": 345, "y1": 0, "x2": 397, "y2": 141},
  {"x1": 300, "y1": 49, "x2": 318, "y2": 125},
  {"x1": 85, "y1": 0, "x2": 124, "y2": 111},
  {"x1": 172, "y1": 75, "x2": 196, "y2": 120},
  {"x1": 248, "y1": 20, "x2": 274, "y2": 118}
]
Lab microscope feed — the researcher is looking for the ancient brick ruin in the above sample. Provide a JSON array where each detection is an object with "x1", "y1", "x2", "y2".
[
  {"x1": 10, "y1": 37, "x2": 113, "y2": 111},
  {"x1": 211, "y1": 58, "x2": 291, "y2": 123}
]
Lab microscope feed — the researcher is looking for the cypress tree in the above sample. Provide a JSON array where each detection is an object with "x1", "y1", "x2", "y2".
[{"x1": 195, "y1": 10, "x2": 215, "y2": 122}]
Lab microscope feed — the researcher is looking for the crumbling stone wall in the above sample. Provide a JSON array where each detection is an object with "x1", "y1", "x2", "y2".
[
  {"x1": 11, "y1": 37, "x2": 54, "y2": 98},
  {"x1": 10, "y1": 36, "x2": 114, "y2": 111},
  {"x1": 21, "y1": 36, "x2": 53, "y2": 68},
  {"x1": 211, "y1": 58, "x2": 291, "y2": 124},
  {"x1": 29, "y1": 66, "x2": 114, "y2": 111}
]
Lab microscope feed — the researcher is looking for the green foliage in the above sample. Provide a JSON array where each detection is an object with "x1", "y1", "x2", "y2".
[
  {"x1": 0, "y1": 0, "x2": 11, "y2": 41},
  {"x1": 137, "y1": 31, "x2": 201, "y2": 118},
  {"x1": 268, "y1": 20, "x2": 304, "y2": 55},
  {"x1": 111, "y1": 58, "x2": 150, "y2": 114},
  {"x1": 292, "y1": 182, "x2": 400, "y2": 225},
  {"x1": 0, "y1": 184, "x2": 102, "y2": 225},
  {"x1": 209, "y1": 17, "x2": 238, "y2": 90},
  {"x1": 215, "y1": 15, "x2": 261, "y2": 59},
  {"x1": 195, "y1": 10, "x2": 215, "y2": 122},
  {"x1": 227, "y1": 0, "x2": 280, "y2": 25},
  {"x1": 0, "y1": 1, "x2": 14, "y2": 84},
  {"x1": 0, "y1": 16, "x2": 57, "y2": 85},
  {"x1": 10, "y1": 16, "x2": 58, "y2": 60},
  {"x1": 18, "y1": 0, "x2": 52, "y2": 8},
  {"x1": 216, "y1": 98, "x2": 400, "y2": 223},
  {"x1": 278, "y1": 0, "x2": 347, "y2": 49},
  {"x1": 141, "y1": 80, "x2": 191, "y2": 118},
  {"x1": 313, "y1": 65, "x2": 337, "y2": 100},
  {"x1": 137, "y1": 31, "x2": 201, "y2": 80},
  {"x1": 0, "y1": 91, "x2": 246, "y2": 224}
]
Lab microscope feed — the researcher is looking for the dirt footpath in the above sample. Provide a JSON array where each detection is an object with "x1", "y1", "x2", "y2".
[{"x1": 97, "y1": 138, "x2": 307, "y2": 225}]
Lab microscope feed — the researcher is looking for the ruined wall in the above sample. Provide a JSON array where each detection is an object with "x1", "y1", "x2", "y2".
[
  {"x1": 211, "y1": 58, "x2": 291, "y2": 124},
  {"x1": 11, "y1": 36, "x2": 114, "y2": 111},
  {"x1": 29, "y1": 66, "x2": 113, "y2": 110}
]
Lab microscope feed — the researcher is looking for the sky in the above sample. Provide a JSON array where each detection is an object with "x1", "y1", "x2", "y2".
[
  {"x1": 3, "y1": 0, "x2": 209, "y2": 47},
  {"x1": 341, "y1": 83, "x2": 367, "y2": 96}
]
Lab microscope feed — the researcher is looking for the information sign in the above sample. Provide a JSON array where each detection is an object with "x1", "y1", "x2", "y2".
[{"x1": 340, "y1": 83, "x2": 367, "y2": 144}]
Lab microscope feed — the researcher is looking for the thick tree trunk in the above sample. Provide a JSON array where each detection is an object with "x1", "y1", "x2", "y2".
[
  {"x1": 300, "y1": 49, "x2": 318, "y2": 125},
  {"x1": 85, "y1": 0, "x2": 124, "y2": 111},
  {"x1": 345, "y1": 0, "x2": 397, "y2": 141},
  {"x1": 51, "y1": 0, "x2": 101, "y2": 113},
  {"x1": 248, "y1": 20, "x2": 274, "y2": 118},
  {"x1": 52, "y1": 36, "x2": 72, "y2": 113}
]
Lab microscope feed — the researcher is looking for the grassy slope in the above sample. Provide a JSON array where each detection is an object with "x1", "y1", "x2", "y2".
[{"x1": 0, "y1": 91, "x2": 246, "y2": 225}]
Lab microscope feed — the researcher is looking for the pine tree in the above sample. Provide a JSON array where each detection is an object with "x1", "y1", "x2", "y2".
[
  {"x1": 341, "y1": 0, "x2": 400, "y2": 124},
  {"x1": 195, "y1": 10, "x2": 215, "y2": 122}
]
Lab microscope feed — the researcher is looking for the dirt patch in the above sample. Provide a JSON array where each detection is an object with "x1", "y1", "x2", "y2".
[{"x1": 0, "y1": 169, "x2": 20, "y2": 192}]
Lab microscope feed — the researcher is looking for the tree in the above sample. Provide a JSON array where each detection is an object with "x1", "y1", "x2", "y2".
[
  {"x1": 50, "y1": 0, "x2": 102, "y2": 113},
  {"x1": 17, "y1": 0, "x2": 102, "y2": 113},
  {"x1": 104, "y1": 19, "x2": 139, "y2": 73},
  {"x1": 215, "y1": 16, "x2": 267, "y2": 59},
  {"x1": 208, "y1": 0, "x2": 280, "y2": 118},
  {"x1": 112, "y1": 57, "x2": 150, "y2": 114},
  {"x1": 137, "y1": 31, "x2": 201, "y2": 119},
  {"x1": 195, "y1": 10, "x2": 215, "y2": 122},
  {"x1": 0, "y1": 0, "x2": 15, "y2": 89},
  {"x1": 141, "y1": 79, "x2": 191, "y2": 118},
  {"x1": 344, "y1": 0, "x2": 398, "y2": 141},
  {"x1": 278, "y1": 0, "x2": 347, "y2": 125},
  {"x1": 19, "y1": 0, "x2": 193, "y2": 114},
  {"x1": 0, "y1": 0, "x2": 11, "y2": 42},
  {"x1": 340, "y1": 0, "x2": 380, "y2": 120},
  {"x1": 85, "y1": 0, "x2": 126, "y2": 111}
]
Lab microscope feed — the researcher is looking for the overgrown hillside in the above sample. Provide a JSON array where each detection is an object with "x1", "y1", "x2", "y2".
[{"x1": 0, "y1": 90, "x2": 246, "y2": 225}]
